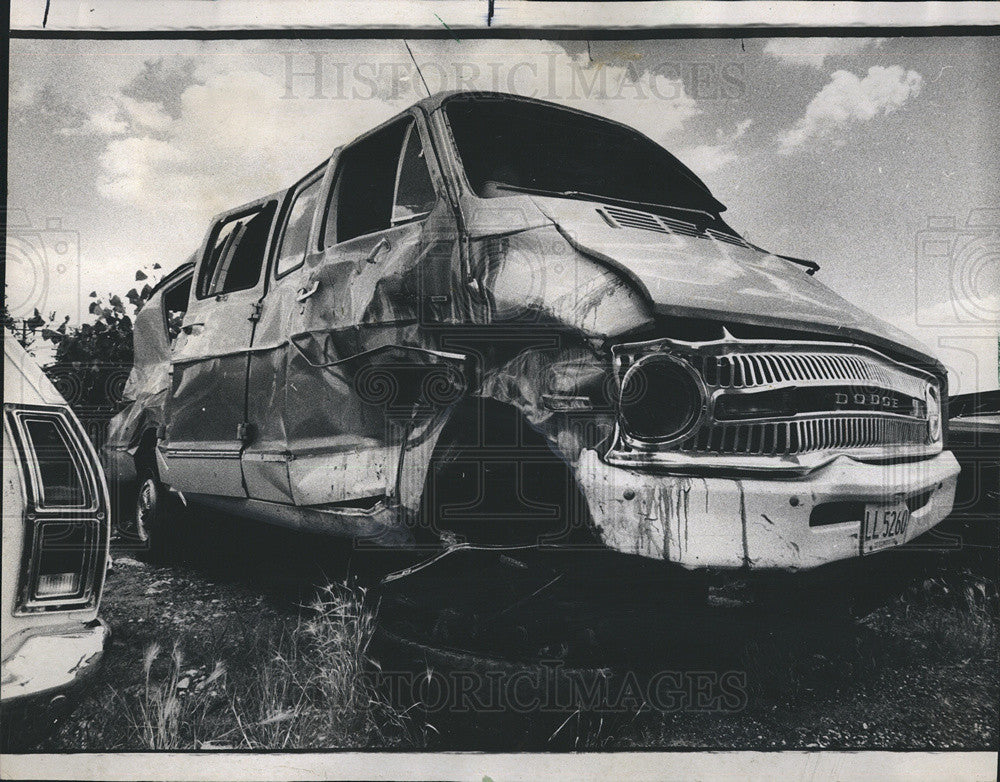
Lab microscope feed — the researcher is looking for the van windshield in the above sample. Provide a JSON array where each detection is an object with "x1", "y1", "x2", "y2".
[{"x1": 444, "y1": 96, "x2": 726, "y2": 222}]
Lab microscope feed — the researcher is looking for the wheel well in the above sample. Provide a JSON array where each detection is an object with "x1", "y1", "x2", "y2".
[
  {"x1": 416, "y1": 397, "x2": 597, "y2": 547},
  {"x1": 135, "y1": 428, "x2": 159, "y2": 475}
]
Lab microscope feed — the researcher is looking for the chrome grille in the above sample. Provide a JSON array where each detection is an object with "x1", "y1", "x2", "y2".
[
  {"x1": 699, "y1": 349, "x2": 928, "y2": 399},
  {"x1": 607, "y1": 335, "x2": 942, "y2": 472},
  {"x1": 684, "y1": 415, "x2": 930, "y2": 456}
]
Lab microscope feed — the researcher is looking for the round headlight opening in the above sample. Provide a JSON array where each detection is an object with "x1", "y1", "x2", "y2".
[{"x1": 619, "y1": 354, "x2": 705, "y2": 443}]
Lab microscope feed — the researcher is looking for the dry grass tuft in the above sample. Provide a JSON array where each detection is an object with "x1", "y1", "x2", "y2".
[{"x1": 123, "y1": 581, "x2": 418, "y2": 749}]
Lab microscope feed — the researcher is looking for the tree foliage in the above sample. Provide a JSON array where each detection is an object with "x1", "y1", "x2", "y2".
[{"x1": 4, "y1": 265, "x2": 163, "y2": 411}]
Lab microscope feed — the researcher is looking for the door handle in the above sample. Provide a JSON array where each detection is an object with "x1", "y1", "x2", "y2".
[
  {"x1": 180, "y1": 322, "x2": 205, "y2": 334},
  {"x1": 296, "y1": 280, "x2": 320, "y2": 302},
  {"x1": 364, "y1": 237, "x2": 391, "y2": 264}
]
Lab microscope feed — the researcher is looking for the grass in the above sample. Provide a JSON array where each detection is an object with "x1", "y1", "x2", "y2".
[
  {"x1": 39, "y1": 553, "x2": 998, "y2": 750},
  {"x1": 111, "y1": 582, "x2": 422, "y2": 750}
]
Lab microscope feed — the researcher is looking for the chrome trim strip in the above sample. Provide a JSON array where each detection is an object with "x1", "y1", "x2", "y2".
[
  {"x1": 604, "y1": 444, "x2": 942, "y2": 476},
  {"x1": 242, "y1": 451, "x2": 293, "y2": 463},
  {"x1": 162, "y1": 448, "x2": 242, "y2": 460}
]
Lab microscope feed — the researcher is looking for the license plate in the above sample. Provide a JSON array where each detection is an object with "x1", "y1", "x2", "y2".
[{"x1": 861, "y1": 502, "x2": 910, "y2": 554}]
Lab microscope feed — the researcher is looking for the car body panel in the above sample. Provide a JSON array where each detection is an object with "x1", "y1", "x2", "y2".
[
  {"x1": 160, "y1": 195, "x2": 282, "y2": 497},
  {"x1": 528, "y1": 195, "x2": 938, "y2": 366}
]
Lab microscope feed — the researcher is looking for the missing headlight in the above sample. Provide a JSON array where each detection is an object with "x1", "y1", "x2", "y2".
[{"x1": 618, "y1": 354, "x2": 706, "y2": 444}]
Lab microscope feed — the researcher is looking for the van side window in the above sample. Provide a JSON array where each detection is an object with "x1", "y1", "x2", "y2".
[
  {"x1": 197, "y1": 201, "x2": 277, "y2": 298},
  {"x1": 162, "y1": 272, "x2": 192, "y2": 344},
  {"x1": 276, "y1": 178, "x2": 322, "y2": 278},
  {"x1": 324, "y1": 117, "x2": 420, "y2": 247},
  {"x1": 392, "y1": 123, "x2": 437, "y2": 226}
]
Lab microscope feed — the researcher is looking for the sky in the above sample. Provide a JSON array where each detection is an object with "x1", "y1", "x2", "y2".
[{"x1": 7, "y1": 36, "x2": 999, "y2": 392}]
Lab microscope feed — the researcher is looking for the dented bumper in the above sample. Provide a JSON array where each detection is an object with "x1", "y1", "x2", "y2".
[
  {"x1": 1, "y1": 620, "x2": 108, "y2": 706},
  {"x1": 576, "y1": 449, "x2": 960, "y2": 571}
]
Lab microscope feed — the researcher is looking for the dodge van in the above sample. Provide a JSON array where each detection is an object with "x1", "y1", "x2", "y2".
[{"x1": 105, "y1": 92, "x2": 959, "y2": 575}]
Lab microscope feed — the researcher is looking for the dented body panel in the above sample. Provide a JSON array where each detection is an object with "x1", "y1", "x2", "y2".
[{"x1": 105, "y1": 91, "x2": 959, "y2": 573}]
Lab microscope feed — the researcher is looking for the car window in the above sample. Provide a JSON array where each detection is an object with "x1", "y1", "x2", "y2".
[
  {"x1": 324, "y1": 117, "x2": 418, "y2": 247},
  {"x1": 198, "y1": 202, "x2": 276, "y2": 298},
  {"x1": 276, "y1": 177, "x2": 322, "y2": 278},
  {"x1": 22, "y1": 416, "x2": 88, "y2": 508},
  {"x1": 392, "y1": 123, "x2": 436, "y2": 226},
  {"x1": 162, "y1": 271, "x2": 192, "y2": 343}
]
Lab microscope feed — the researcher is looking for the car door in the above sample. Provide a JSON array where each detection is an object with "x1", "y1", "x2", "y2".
[
  {"x1": 241, "y1": 167, "x2": 326, "y2": 503},
  {"x1": 160, "y1": 196, "x2": 279, "y2": 497},
  {"x1": 284, "y1": 112, "x2": 461, "y2": 508}
]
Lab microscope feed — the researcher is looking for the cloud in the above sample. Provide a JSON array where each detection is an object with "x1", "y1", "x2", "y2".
[
  {"x1": 762, "y1": 38, "x2": 885, "y2": 69},
  {"x1": 9, "y1": 81, "x2": 37, "y2": 108},
  {"x1": 778, "y1": 65, "x2": 923, "y2": 153},
  {"x1": 120, "y1": 58, "x2": 198, "y2": 118},
  {"x1": 675, "y1": 118, "x2": 753, "y2": 175},
  {"x1": 91, "y1": 44, "x2": 703, "y2": 227},
  {"x1": 916, "y1": 291, "x2": 1000, "y2": 326},
  {"x1": 93, "y1": 67, "x2": 402, "y2": 221},
  {"x1": 61, "y1": 93, "x2": 172, "y2": 136}
]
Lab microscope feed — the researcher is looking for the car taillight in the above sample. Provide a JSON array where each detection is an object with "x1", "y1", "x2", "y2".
[
  {"x1": 30, "y1": 520, "x2": 95, "y2": 602},
  {"x1": 6, "y1": 406, "x2": 109, "y2": 613},
  {"x1": 36, "y1": 572, "x2": 82, "y2": 598}
]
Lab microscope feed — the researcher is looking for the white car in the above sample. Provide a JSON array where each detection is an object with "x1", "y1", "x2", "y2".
[{"x1": 1, "y1": 334, "x2": 110, "y2": 747}]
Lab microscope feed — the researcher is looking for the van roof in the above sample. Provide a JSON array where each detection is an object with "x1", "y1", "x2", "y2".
[{"x1": 215, "y1": 90, "x2": 718, "y2": 233}]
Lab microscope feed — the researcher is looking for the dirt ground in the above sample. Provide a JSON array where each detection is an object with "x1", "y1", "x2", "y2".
[{"x1": 37, "y1": 513, "x2": 999, "y2": 751}]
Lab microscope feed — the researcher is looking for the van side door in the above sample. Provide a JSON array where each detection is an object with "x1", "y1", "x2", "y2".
[
  {"x1": 241, "y1": 168, "x2": 326, "y2": 503},
  {"x1": 160, "y1": 196, "x2": 279, "y2": 497},
  {"x1": 284, "y1": 112, "x2": 461, "y2": 508}
]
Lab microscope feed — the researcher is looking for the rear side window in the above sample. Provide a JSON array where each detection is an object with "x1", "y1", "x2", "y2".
[
  {"x1": 276, "y1": 177, "x2": 322, "y2": 278},
  {"x1": 392, "y1": 123, "x2": 437, "y2": 226},
  {"x1": 323, "y1": 116, "x2": 437, "y2": 247},
  {"x1": 198, "y1": 201, "x2": 277, "y2": 298},
  {"x1": 162, "y1": 271, "x2": 192, "y2": 343},
  {"x1": 21, "y1": 416, "x2": 88, "y2": 508}
]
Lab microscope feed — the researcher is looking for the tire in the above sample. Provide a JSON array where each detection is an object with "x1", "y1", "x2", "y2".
[{"x1": 132, "y1": 466, "x2": 179, "y2": 563}]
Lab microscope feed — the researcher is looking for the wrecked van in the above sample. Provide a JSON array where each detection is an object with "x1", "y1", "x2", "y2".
[{"x1": 105, "y1": 91, "x2": 959, "y2": 573}]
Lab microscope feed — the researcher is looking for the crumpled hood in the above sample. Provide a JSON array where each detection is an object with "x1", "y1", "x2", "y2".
[{"x1": 529, "y1": 196, "x2": 937, "y2": 367}]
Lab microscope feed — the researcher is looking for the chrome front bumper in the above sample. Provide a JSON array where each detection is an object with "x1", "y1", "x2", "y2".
[
  {"x1": 1, "y1": 619, "x2": 109, "y2": 707},
  {"x1": 576, "y1": 449, "x2": 960, "y2": 570}
]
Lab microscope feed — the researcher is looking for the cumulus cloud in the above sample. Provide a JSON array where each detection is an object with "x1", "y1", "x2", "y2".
[
  {"x1": 94, "y1": 66, "x2": 401, "y2": 220},
  {"x1": 675, "y1": 118, "x2": 753, "y2": 175},
  {"x1": 91, "y1": 43, "x2": 702, "y2": 227},
  {"x1": 762, "y1": 37, "x2": 885, "y2": 68},
  {"x1": 778, "y1": 65, "x2": 923, "y2": 153}
]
